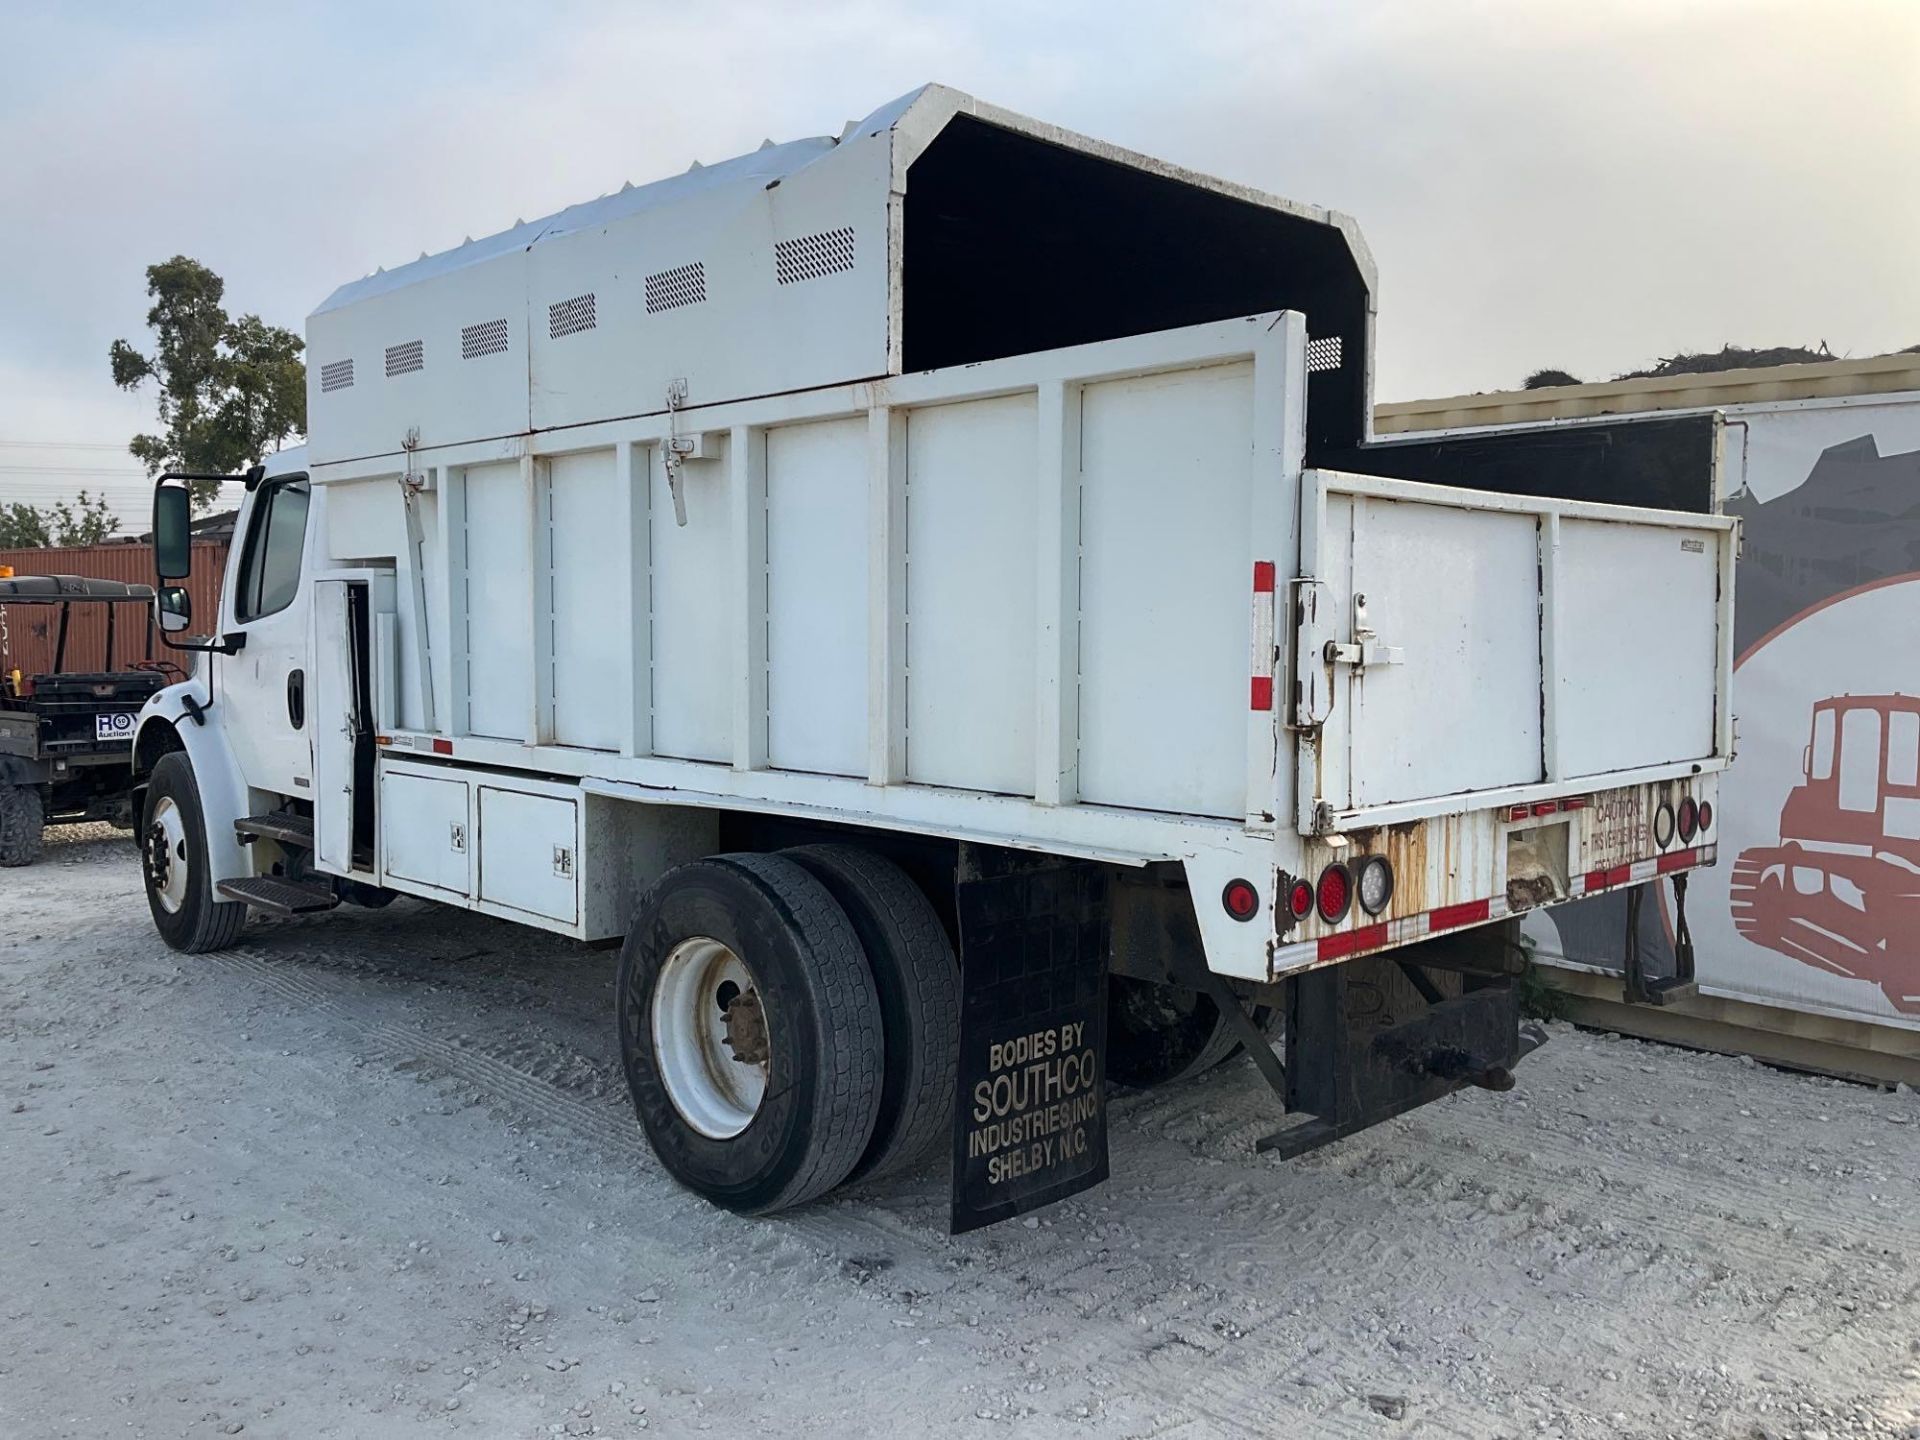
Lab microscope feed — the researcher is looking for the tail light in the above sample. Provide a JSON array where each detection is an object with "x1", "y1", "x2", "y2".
[
  {"x1": 1356, "y1": 855, "x2": 1394, "y2": 915},
  {"x1": 1221, "y1": 878, "x2": 1260, "y2": 922},
  {"x1": 1654, "y1": 802, "x2": 1676, "y2": 849},
  {"x1": 1697, "y1": 800, "x2": 1713, "y2": 834},
  {"x1": 1287, "y1": 877, "x2": 1315, "y2": 921},
  {"x1": 1677, "y1": 795, "x2": 1699, "y2": 843},
  {"x1": 1316, "y1": 863, "x2": 1353, "y2": 923}
]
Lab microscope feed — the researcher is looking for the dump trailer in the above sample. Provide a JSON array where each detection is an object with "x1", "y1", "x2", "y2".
[{"x1": 133, "y1": 85, "x2": 1736, "y2": 1230}]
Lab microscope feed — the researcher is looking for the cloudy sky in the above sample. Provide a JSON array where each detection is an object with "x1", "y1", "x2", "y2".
[{"x1": 1, "y1": 0, "x2": 1915, "y2": 520}]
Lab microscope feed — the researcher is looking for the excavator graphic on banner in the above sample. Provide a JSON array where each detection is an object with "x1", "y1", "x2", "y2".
[{"x1": 1730, "y1": 694, "x2": 1920, "y2": 1013}]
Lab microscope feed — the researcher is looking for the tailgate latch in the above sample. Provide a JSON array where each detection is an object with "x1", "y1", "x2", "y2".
[{"x1": 1325, "y1": 593, "x2": 1404, "y2": 669}]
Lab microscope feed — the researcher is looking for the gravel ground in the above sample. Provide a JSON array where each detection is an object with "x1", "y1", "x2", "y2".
[{"x1": 3, "y1": 824, "x2": 1919, "y2": 1439}]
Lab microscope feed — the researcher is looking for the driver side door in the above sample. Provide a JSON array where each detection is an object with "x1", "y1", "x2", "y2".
[{"x1": 218, "y1": 477, "x2": 314, "y2": 802}]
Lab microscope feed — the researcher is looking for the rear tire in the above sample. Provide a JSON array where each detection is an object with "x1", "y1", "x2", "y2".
[
  {"x1": 1106, "y1": 976, "x2": 1273, "y2": 1087},
  {"x1": 140, "y1": 753, "x2": 247, "y2": 953},
  {"x1": 618, "y1": 853, "x2": 883, "y2": 1213},
  {"x1": 0, "y1": 783, "x2": 44, "y2": 867},
  {"x1": 785, "y1": 844, "x2": 960, "y2": 1184}
]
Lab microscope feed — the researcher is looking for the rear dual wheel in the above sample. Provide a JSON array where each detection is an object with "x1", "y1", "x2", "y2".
[{"x1": 618, "y1": 847, "x2": 958, "y2": 1213}]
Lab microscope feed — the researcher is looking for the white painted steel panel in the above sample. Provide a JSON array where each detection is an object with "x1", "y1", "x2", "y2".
[
  {"x1": 326, "y1": 479, "x2": 398, "y2": 562},
  {"x1": 462, "y1": 460, "x2": 532, "y2": 740},
  {"x1": 765, "y1": 418, "x2": 868, "y2": 777},
  {"x1": 478, "y1": 786, "x2": 579, "y2": 924},
  {"x1": 524, "y1": 139, "x2": 889, "y2": 437},
  {"x1": 1342, "y1": 497, "x2": 1543, "y2": 807},
  {"x1": 380, "y1": 770, "x2": 471, "y2": 895},
  {"x1": 307, "y1": 253, "x2": 531, "y2": 466},
  {"x1": 649, "y1": 447, "x2": 732, "y2": 763},
  {"x1": 905, "y1": 393, "x2": 1039, "y2": 794},
  {"x1": 1078, "y1": 363, "x2": 1255, "y2": 819},
  {"x1": 548, "y1": 449, "x2": 628, "y2": 752},
  {"x1": 1555, "y1": 518, "x2": 1718, "y2": 776}
]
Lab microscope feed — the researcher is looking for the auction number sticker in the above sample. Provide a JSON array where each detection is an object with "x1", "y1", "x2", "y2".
[{"x1": 95, "y1": 711, "x2": 136, "y2": 744}]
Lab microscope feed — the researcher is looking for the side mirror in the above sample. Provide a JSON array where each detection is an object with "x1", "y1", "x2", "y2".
[
  {"x1": 153, "y1": 481, "x2": 193, "y2": 581},
  {"x1": 157, "y1": 584, "x2": 192, "y2": 634}
]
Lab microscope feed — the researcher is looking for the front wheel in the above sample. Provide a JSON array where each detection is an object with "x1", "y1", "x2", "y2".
[
  {"x1": 0, "y1": 783, "x2": 45, "y2": 867},
  {"x1": 141, "y1": 752, "x2": 247, "y2": 953},
  {"x1": 618, "y1": 854, "x2": 884, "y2": 1213}
]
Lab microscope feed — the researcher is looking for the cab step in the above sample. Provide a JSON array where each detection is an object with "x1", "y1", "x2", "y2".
[
  {"x1": 216, "y1": 876, "x2": 339, "y2": 916},
  {"x1": 235, "y1": 812, "x2": 314, "y2": 850}
]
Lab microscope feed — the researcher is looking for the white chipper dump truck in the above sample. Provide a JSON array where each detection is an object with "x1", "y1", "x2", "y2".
[{"x1": 134, "y1": 85, "x2": 1735, "y2": 1230}]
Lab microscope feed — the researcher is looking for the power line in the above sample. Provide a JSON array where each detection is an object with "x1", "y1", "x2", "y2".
[
  {"x1": 0, "y1": 465, "x2": 145, "y2": 476},
  {"x1": 0, "y1": 440, "x2": 138, "y2": 451}
]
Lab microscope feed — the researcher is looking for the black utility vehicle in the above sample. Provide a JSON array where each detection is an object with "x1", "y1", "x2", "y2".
[{"x1": 0, "y1": 574, "x2": 175, "y2": 866}]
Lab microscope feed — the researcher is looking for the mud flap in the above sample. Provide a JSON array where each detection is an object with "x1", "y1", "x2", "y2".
[
  {"x1": 949, "y1": 844, "x2": 1111, "y2": 1234},
  {"x1": 1263, "y1": 945, "x2": 1547, "y2": 1159}
]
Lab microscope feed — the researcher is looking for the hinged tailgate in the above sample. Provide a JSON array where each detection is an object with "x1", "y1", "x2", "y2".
[{"x1": 1293, "y1": 468, "x2": 1736, "y2": 835}]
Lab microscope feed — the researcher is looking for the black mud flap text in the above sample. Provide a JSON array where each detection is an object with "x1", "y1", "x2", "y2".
[{"x1": 950, "y1": 845, "x2": 1110, "y2": 1234}]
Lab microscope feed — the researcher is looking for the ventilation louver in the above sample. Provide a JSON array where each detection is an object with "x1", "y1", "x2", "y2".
[
  {"x1": 461, "y1": 318, "x2": 509, "y2": 359},
  {"x1": 319, "y1": 359, "x2": 355, "y2": 393},
  {"x1": 775, "y1": 226, "x2": 856, "y2": 285},
  {"x1": 384, "y1": 340, "x2": 424, "y2": 377},
  {"x1": 1306, "y1": 336, "x2": 1343, "y2": 373},
  {"x1": 549, "y1": 294, "x2": 597, "y2": 339},
  {"x1": 644, "y1": 262, "x2": 706, "y2": 314}
]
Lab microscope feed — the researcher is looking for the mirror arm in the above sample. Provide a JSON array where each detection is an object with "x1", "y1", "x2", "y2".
[{"x1": 157, "y1": 628, "x2": 245, "y2": 657}]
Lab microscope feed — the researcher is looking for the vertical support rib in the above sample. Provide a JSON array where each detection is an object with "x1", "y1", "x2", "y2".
[
  {"x1": 1034, "y1": 380, "x2": 1082, "y2": 806},
  {"x1": 439, "y1": 465, "x2": 470, "y2": 737},
  {"x1": 731, "y1": 425, "x2": 768, "y2": 772},
  {"x1": 1538, "y1": 509, "x2": 1563, "y2": 782},
  {"x1": 525, "y1": 452, "x2": 554, "y2": 746},
  {"x1": 868, "y1": 405, "x2": 908, "y2": 786},
  {"x1": 616, "y1": 440, "x2": 653, "y2": 758},
  {"x1": 1250, "y1": 311, "x2": 1308, "y2": 828}
]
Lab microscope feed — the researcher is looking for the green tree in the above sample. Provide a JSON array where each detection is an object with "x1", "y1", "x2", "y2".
[
  {"x1": 51, "y1": 490, "x2": 116, "y2": 546},
  {"x1": 110, "y1": 256, "x2": 306, "y2": 511},
  {"x1": 0, "y1": 503, "x2": 52, "y2": 549}
]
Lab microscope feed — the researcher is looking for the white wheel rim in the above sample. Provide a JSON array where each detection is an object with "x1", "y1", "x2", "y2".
[
  {"x1": 651, "y1": 937, "x2": 768, "y2": 1139},
  {"x1": 147, "y1": 796, "x2": 190, "y2": 914}
]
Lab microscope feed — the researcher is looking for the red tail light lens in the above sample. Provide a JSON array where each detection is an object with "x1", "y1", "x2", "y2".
[
  {"x1": 1697, "y1": 800, "x2": 1713, "y2": 834},
  {"x1": 1288, "y1": 878, "x2": 1315, "y2": 920},
  {"x1": 1221, "y1": 878, "x2": 1260, "y2": 922},
  {"x1": 1677, "y1": 795, "x2": 1699, "y2": 843},
  {"x1": 1316, "y1": 863, "x2": 1353, "y2": 923}
]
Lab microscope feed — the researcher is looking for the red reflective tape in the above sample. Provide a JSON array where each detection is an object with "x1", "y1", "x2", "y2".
[
  {"x1": 1584, "y1": 868, "x2": 1609, "y2": 893},
  {"x1": 1657, "y1": 847, "x2": 1700, "y2": 874},
  {"x1": 1250, "y1": 675, "x2": 1274, "y2": 711},
  {"x1": 1317, "y1": 921, "x2": 1389, "y2": 962},
  {"x1": 1429, "y1": 898, "x2": 1491, "y2": 932},
  {"x1": 1252, "y1": 560, "x2": 1276, "y2": 593},
  {"x1": 431, "y1": 737, "x2": 453, "y2": 755}
]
